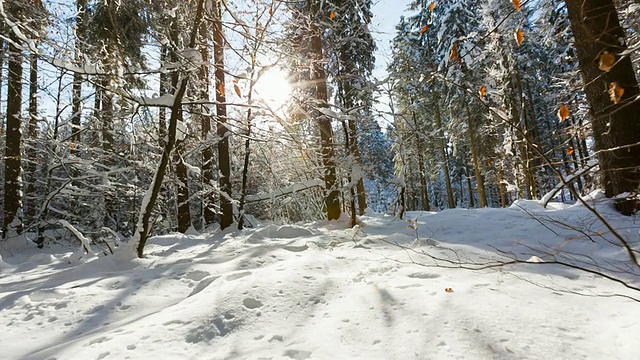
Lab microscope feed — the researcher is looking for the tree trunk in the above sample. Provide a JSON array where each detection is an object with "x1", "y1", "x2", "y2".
[
  {"x1": 158, "y1": 45, "x2": 168, "y2": 147},
  {"x1": 135, "y1": 0, "x2": 206, "y2": 257},
  {"x1": 3, "y1": 37, "x2": 23, "y2": 238},
  {"x1": 311, "y1": 21, "x2": 340, "y2": 220},
  {"x1": 169, "y1": 29, "x2": 191, "y2": 234},
  {"x1": 213, "y1": 0, "x2": 233, "y2": 229},
  {"x1": 71, "y1": 0, "x2": 88, "y2": 144},
  {"x1": 565, "y1": 0, "x2": 640, "y2": 197},
  {"x1": 434, "y1": 98, "x2": 455, "y2": 208},
  {"x1": 25, "y1": 51, "x2": 39, "y2": 224},
  {"x1": 467, "y1": 108, "x2": 487, "y2": 207},
  {"x1": 199, "y1": 21, "x2": 216, "y2": 228}
]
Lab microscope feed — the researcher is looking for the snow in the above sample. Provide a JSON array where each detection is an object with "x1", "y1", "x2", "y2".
[{"x1": 1, "y1": 203, "x2": 640, "y2": 359}]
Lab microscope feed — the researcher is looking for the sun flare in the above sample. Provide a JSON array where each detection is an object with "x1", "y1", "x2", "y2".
[{"x1": 254, "y1": 66, "x2": 293, "y2": 111}]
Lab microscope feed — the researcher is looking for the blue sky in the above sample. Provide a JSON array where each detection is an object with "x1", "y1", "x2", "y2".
[{"x1": 371, "y1": 0, "x2": 414, "y2": 79}]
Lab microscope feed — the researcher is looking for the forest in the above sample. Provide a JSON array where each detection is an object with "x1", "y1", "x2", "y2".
[
  {"x1": 0, "y1": 0, "x2": 638, "y2": 256},
  {"x1": 2, "y1": 1, "x2": 640, "y2": 359}
]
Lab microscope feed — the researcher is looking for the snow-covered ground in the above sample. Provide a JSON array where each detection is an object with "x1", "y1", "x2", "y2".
[{"x1": 1, "y1": 194, "x2": 639, "y2": 360}]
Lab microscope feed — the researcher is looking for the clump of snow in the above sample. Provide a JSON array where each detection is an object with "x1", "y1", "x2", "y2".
[{"x1": 246, "y1": 224, "x2": 315, "y2": 243}]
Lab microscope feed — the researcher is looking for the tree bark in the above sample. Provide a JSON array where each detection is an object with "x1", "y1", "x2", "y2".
[
  {"x1": 25, "y1": 51, "x2": 39, "y2": 224},
  {"x1": 565, "y1": 0, "x2": 640, "y2": 196},
  {"x1": 310, "y1": 20, "x2": 341, "y2": 220},
  {"x1": 3, "y1": 36, "x2": 23, "y2": 238},
  {"x1": 467, "y1": 107, "x2": 487, "y2": 207},
  {"x1": 213, "y1": 0, "x2": 233, "y2": 229},
  {"x1": 434, "y1": 98, "x2": 455, "y2": 209},
  {"x1": 199, "y1": 21, "x2": 216, "y2": 227},
  {"x1": 71, "y1": 0, "x2": 88, "y2": 144},
  {"x1": 136, "y1": 0, "x2": 206, "y2": 257}
]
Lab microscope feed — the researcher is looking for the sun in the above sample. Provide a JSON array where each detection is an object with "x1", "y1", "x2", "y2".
[{"x1": 254, "y1": 66, "x2": 293, "y2": 111}]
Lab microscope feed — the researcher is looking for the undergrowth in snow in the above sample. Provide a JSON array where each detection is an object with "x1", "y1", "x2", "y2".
[{"x1": 1, "y1": 198, "x2": 639, "y2": 359}]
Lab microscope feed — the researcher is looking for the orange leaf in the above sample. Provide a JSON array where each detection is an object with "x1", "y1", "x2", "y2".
[
  {"x1": 428, "y1": 2, "x2": 435, "y2": 11},
  {"x1": 329, "y1": 10, "x2": 335, "y2": 20},
  {"x1": 514, "y1": 29, "x2": 524, "y2": 46},
  {"x1": 420, "y1": 25, "x2": 429, "y2": 34},
  {"x1": 479, "y1": 85, "x2": 487, "y2": 99},
  {"x1": 567, "y1": 146, "x2": 574, "y2": 155},
  {"x1": 512, "y1": 0, "x2": 521, "y2": 11},
  {"x1": 234, "y1": 83, "x2": 242, "y2": 97},
  {"x1": 608, "y1": 82, "x2": 624, "y2": 104},
  {"x1": 449, "y1": 41, "x2": 458, "y2": 62},
  {"x1": 218, "y1": 82, "x2": 225, "y2": 96},
  {"x1": 557, "y1": 105, "x2": 569, "y2": 122},
  {"x1": 445, "y1": 288, "x2": 454, "y2": 293},
  {"x1": 70, "y1": 143, "x2": 75, "y2": 149},
  {"x1": 599, "y1": 51, "x2": 615, "y2": 72}
]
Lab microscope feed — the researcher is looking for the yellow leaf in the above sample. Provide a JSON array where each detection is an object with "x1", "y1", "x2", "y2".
[
  {"x1": 449, "y1": 41, "x2": 458, "y2": 62},
  {"x1": 512, "y1": 0, "x2": 521, "y2": 11},
  {"x1": 479, "y1": 85, "x2": 487, "y2": 99},
  {"x1": 420, "y1": 25, "x2": 429, "y2": 34},
  {"x1": 428, "y1": 2, "x2": 435, "y2": 11},
  {"x1": 608, "y1": 82, "x2": 624, "y2": 104},
  {"x1": 515, "y1": 29, "x2": 524, "y2": 46},
  {"x1": 329, "y1": 10, "x2": 335, "y2": 20},
  {"x1": 599, "y1": 51, "x2": 615, "y2": 72},
  {"x1": 557, "y1": 105, "x2": 569, "y2": 122}
]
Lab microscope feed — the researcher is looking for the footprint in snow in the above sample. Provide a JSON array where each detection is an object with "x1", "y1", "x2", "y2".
[
  {"x1": 407, "y1": 272, "x2": 441, "y2": 279},
  {"x1": 243, "y1": 298, "x2": 263, "y2": 309},
  {"x1": 283, "y1": 349, "x2": 312, "y2": 360}
]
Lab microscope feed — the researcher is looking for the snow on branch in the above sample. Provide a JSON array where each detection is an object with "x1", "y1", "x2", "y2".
[{"x1": 245, "y1": 179, "x2": 324, "y2": 203}]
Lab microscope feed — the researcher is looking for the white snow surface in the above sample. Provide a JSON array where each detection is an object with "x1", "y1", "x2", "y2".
[{"x1": 1, "y1": 200, "x2": 640, "y2": 360}]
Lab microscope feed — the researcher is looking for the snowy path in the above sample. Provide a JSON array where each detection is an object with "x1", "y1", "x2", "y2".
[{"x1": 1, "y1": 199, "x2": 639, "y2": 359}]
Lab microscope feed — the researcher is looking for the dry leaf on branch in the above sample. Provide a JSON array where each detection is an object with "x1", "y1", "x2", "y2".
[
  {"x1": 420, "y1": 25, "x2": 429, "y2": 34},
  {"x1": 608, "y1": 82, "x2": 624, "y2": 104},
  {"x1": 449, "y1": 41, "x2": 458, "y2": 62},
  {"x1": 512, "y1": 0, "x2": 521, "y2": 11},
  {"x1": 233, "y1": 80, "x2": 242, "y2": 97},
  {"x1": 599, "y1": 51, "x2": 615, "y2": 72},
  {"x1": 514, "y1": 29, "x2": 524, "y2": 46},
  {"x1": 567, "y1": 146, "x2": 574, "y2": 155},
  {"x1": 428, "y1": 2, "x2": 435, "y2": 11},
  {"x1": 479, "y1": 85, "x2": 487, "y2": 99},
  {"x1": 330, "y1": 11, "x2": 336, "y2": 20},
  {"x1": 557, "y1": 105, "x2": 569, "y2": 122}
]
